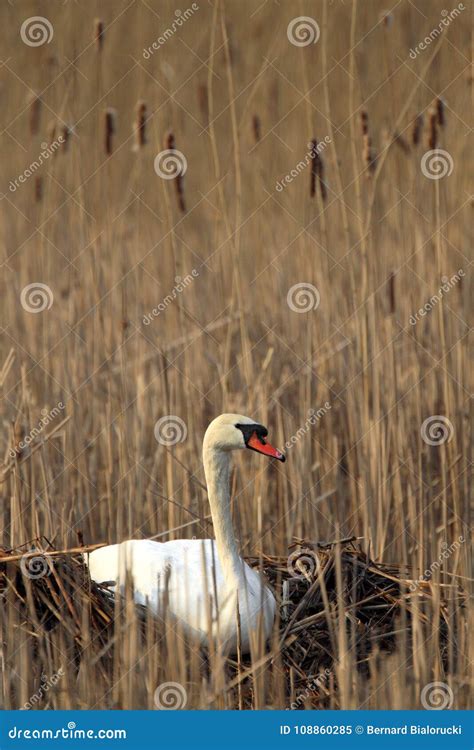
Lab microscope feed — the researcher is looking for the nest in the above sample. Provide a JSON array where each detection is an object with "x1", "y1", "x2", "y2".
[{"x1": 0, "y1": 537, "x2": 463, "y2": 709}]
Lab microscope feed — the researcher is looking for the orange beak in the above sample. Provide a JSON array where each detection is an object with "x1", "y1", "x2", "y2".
[{"x1": 247, "y1": 432, "x2": 285, "y2": 462}]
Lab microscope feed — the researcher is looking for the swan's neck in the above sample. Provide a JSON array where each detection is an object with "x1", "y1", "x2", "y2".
[{"x1": 203, "y1": 447, "x2": 243, "y2": 581}]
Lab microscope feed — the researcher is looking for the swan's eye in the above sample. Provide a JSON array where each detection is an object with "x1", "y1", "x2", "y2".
[{"x1": 235, "y1": 423, "x2": 268, "y2": 444}]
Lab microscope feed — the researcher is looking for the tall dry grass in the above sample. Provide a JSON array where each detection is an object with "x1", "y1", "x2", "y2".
[{"x1": 0, "y1": 0, "x2": 471, "y2": 709}]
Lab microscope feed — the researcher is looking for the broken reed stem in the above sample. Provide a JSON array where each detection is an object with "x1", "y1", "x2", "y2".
[
  {"x1": 134, "y1": 101, "x2": 147, "y2": 149},
  {"x1": 166, "y1": 131, "x2": 186, "y2": 213},
  {"x1": 94, "y1": 18, "x2": 105, "y2": 52},
  {"x1": 360, "y1": 110, "x2": 377, "y2": 174},
  {"x1": 104, "y1": 108, "x2": 116, "y2": 156}
]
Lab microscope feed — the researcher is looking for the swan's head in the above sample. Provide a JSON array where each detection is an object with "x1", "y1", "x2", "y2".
[{"x1": 203, "y1": 413, "x2": 285, "y2": 462}]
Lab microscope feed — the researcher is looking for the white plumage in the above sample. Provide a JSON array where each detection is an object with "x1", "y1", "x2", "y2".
[{"x1": 87, "y1": 414, "x2": 285, "y2": 654}]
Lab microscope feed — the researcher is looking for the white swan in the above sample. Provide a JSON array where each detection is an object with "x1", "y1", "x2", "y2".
[{"x1": 87, "y1": 414, "x2": 285, "y2": 654}]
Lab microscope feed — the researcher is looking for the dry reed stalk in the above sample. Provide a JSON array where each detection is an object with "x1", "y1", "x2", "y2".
[
  {"x1": 133, "y1": 100, "x2": 147, "y2": 149},
  {"x1": 104, "y1": 108, "x2": 116, "y2": 156},
  {"x1": 94, "y1": 18, "x2": 105, "y2": 52},
  {"x1": 166, "y1": 131, "x2": 186, "y2": 212}
]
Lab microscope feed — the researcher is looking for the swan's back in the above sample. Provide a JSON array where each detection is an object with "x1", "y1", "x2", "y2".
[{"x1": 87, "y1": 539, "x2": 274, "y2": 651}]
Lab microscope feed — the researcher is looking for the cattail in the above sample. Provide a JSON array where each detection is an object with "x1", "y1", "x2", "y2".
[
  {"x1": 133, "y1": 101, "x2": 147, "y2": 149},
  {"x1": 435, "y1": 97, "x2": 445, "y2": 127},
  {"x1": 360, "y1": 111, "x2": 376, "y2": 173},
  {"x1": 428, "y1": 108, "x2": 438, "y2": 149},
  {"x1": 252, "y1": 115, "x2": 261, "y2": 143},
  {"x1": 318, "y1": 154, "x2": 327, "y2": 203},
  {"x1": 29, "y1": 95, "x2": 41, "y2": 136},
  {"x1": 387, "y1": 271, "x2": 396, "y2": 314},
  {"x1": 34, "y1": 176, "x2": 43, "y2": 203},
  {"x1": 94, "y1": 18, "x2": 104, "y2": 52},
  {"x1": 309, "y1": 139, "x2": 327, "y2": 202},
  {"x1": 363, "y1": 136, "x2": 377, "y2": 173},
  {"x1": 360, "y1": 110, "x2": 369, "y2": 136},
  {"x1": 166, "y1": 132, "x2": 186, "y2": 212},
  {"x1": 412, "y1": 114, "x2": 423, "y2": 146},
  {"x1": 104, "y1": 108, "x2": 116, "y2": 156},
  {"x1": 310, "y1": 139, "x2": 318, "y2": 198},
  {"x1": 48, "y1": 120, "x2": 57, "y2": 145},
  {"x1": 60, "y1": 124, "x2": 71, "y2": 151},
  {"x1": 380, "y1": 11, "x2": 394, "y2": 28}
]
